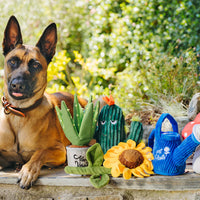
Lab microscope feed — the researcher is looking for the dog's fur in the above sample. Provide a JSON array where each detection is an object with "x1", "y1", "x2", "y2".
[{"x1": 0, "y1": 16, "x2": 88, "y2": 189}]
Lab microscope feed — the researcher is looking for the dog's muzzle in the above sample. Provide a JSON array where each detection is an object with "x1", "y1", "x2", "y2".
[{"x1": 9, "y1": 78, "x2": 33, "y2": 100}]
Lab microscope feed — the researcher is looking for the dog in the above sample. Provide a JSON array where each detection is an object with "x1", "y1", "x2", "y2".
[{"x1": 0, "y1": 16, "x2": 88, "y2": 189}]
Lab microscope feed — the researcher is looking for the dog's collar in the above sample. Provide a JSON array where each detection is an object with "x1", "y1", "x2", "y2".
[{"x1": 1, "y1": 96, "x2": 43, "y2": 117}]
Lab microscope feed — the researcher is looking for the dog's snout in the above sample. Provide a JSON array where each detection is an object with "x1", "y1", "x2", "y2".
[{"x1": 10, "y1": 79, "x2": 26, "y2": 92}]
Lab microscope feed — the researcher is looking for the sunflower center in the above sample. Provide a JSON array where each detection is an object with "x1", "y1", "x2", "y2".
[{"x1": 118, "y1": 149, "x2": 144, "y2": 169}]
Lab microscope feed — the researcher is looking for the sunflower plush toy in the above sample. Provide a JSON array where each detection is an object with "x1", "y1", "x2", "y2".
[{"x1": 103, "y1": 139, "x2": 154, "y2": 179}]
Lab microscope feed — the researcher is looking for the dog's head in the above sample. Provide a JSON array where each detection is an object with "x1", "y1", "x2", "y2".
[{"x1": 2, "y1": 16, "x2": 57, "y2": 108}]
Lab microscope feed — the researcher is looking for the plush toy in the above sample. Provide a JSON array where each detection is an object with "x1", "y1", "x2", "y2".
[
  {"x1": 148, "y1": 113, "x2": 200, "y2": 176},
  {"x1": 95, "y1": 95, "x2": 143, "y2": 154},
  {"x1": 56, "y1": 94, "x2": 100, "y2": 146},
  {"x1": 182, "y1": 113, "x2": 200, "y2": 139},
  {"x1": 103, "y1": 139, "x2": 154, "y2": 179},
  {"x1": 129, "y1": 121, "x2": 143, "y2": 145},
  {"x1": 65, "y1": 143, "x2": 111, "y2": 188}
]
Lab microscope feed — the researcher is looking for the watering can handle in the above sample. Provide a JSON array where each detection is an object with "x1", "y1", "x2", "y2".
[
  {"x1": 148, "y1": 129, "x2": 155, "y2": 149},
  {"x1": 156, "y1": 113, "x2": 178, "y2": 137}
]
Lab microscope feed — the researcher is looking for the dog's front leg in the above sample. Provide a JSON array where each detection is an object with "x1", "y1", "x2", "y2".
[{"x1": 17, "y1": 144, "x2": 66, "y2": 189}]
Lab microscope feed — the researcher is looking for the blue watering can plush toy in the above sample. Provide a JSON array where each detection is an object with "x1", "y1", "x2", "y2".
[{"x1": 148, "y1": 113, "x2": 200, "y2": 176}]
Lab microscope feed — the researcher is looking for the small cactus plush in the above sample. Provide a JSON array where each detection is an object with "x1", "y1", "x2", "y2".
[
  {"x1": 56, "y1": 94, "x2": 100, "y2": 146},
  {"x1": 127, "y1": 121, "x2": 143, "y2": 145},
  {"x1": 95, "y1": 95, "x2": 126, "y2": 154}
]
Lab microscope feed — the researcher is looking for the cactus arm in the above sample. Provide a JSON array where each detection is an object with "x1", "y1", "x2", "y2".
[
  {"x1": 56, "y1": 101, "x2": 79, "y2": 145},
  {"x1": 78, "y1": 102, "x2": 93, "y2": 145},
  {"x1": 92, "y1": 100, "x2": 100, "y2": 135},
  {"x1": 65, "y1": 166, "x2": 111, "y2": 175},
  {"x1": 127, "y1": 121, "x2": 143, "y2": 144},
  {"x1": 134, "y1": 122, "x2": 143, "y2": 143}
]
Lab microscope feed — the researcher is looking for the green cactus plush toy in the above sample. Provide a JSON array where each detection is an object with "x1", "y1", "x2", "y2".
[
  {"x1": 95, "y1": 95, "x2": 143, "y2": 154},
  {"x1": 128, "y1": 121, "x2": 143, "y2": 145},
  {"x1": 56, "y1": 94, "x2": 100, "y2": 146}
]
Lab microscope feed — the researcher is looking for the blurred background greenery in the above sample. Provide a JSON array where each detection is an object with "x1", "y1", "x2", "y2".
[{"x1": 0, "y1": 0, "x2": 200, "y2": 119}]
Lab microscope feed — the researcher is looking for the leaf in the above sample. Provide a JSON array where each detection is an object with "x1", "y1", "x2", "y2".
[
  {"x1": 64, "y1": 166, "x2": 111, "y2": 175},
  {"x1": 73, "y1": 94, "x2": 83, "y2": 133},
  {"x1": 90, "y1": 174, "x2": 110, "y2": 188},
  {"x1": 86, "y1": 143, "x2": 104, "y2": 167},
  {"x1": 58, "y1": 101, "x2": 79, "y2": 145},
  {"x1": 78, "y1": 102, "x2": 93, "y2": 145}
]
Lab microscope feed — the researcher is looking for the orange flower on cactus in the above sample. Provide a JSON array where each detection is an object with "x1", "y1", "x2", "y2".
[
  {"x1": 102, "y1": 95, "x2": 115, "y2": 106},
  {"x1": 103, "y1": 139, "x2": 154, "y2": 179}
]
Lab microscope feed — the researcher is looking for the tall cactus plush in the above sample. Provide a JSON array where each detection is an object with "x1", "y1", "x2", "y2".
[
  {"x1": 127, "y1": 121, "x2": 143, "y2": 145},
  {"x1": 56, "y1": 94, "x2": 100, "y2": 146},
  {"x1": 95, "y1": 95, "x2": 126, "y2": 154}
]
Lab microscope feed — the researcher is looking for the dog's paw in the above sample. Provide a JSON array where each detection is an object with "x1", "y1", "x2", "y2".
[{"x1": 17, "y1": 163, "x2": 40, "y2": 189}]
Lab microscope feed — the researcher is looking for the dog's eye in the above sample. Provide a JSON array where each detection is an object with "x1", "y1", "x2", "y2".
[
  {"x1": 8, "y1": 57, "x2": 19, "y2": 69},
  {"x1": 33, "y1": 63, "x2": 40, "y2": 69},
  {"x1": 28, "y1": 59, "x2": 42, "y2": 71},
  {"x1": 10, "y1": 60, "x2": 16, "y2": 65}
]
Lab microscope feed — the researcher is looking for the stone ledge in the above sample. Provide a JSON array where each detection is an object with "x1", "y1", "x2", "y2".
[
  {"x1": 0, "y1": 166, "x2": 199, "y2": 191},
  {"x1": 1, "y1": 166, "x2": 200, "y2": 200}
]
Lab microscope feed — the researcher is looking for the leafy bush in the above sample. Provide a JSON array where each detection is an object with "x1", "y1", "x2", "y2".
[
  {"x1": 113, "y1": 48, "x2": 200, "y2": 115},
  {"x1": 0, "y1": 0, "x2": 200, "y2": 116},
  {"x1": 47, "y1": 47, "x2": 199, "y2": 116}
]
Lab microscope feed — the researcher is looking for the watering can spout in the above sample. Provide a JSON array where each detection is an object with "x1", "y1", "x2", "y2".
[{"x1": 173, "y1": 124, "x2": 200, "y2": 167}]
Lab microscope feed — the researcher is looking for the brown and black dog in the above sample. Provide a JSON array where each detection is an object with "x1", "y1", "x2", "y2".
[{"x1": 0, "y1": 16, "x2": 88, "y2": 189}]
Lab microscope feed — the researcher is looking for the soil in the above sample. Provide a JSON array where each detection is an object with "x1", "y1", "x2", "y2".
[{"x1": 125, "y1": 108, "x2": 162, "y2": 126}]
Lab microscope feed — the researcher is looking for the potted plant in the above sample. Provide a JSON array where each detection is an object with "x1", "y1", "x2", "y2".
[{"x1": 56, "y1": 94, "x2": 100, "y2": 167}]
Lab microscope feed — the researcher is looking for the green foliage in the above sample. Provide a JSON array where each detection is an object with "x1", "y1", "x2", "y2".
[
  {"x1": 0, "y1": 0, "x2": 199, "y2": 115},
  {"x1": 112, "y1": 48, "x2": 199, "y2": 114},
  {"x1": 56, "y1": 94, "x2": 100, "y2": 146},
  {"x1": 46, "y1": 0, "x2": 200, "y2": 116}
]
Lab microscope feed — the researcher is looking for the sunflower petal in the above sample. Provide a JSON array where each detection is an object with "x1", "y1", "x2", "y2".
[
  {"x1": 136, "y1": 142, "x2": 145, "y2": 150},
  {"x1": 107, "y1": 146, "x2": 123, "y2": 154},
  {"x1": 104, "y1": 152, "x2": 118, "y2": 159},
  {"x1": 118, "y1": 142, "x2": 129, "y2": 149},
  {"x1": 141, "y1": 147, "x2": 152, "y2": 154},
  {"x1": 143, "y1": 159, "x2": 154, "y2": 170},
  {"x1": 103, "y1": 159, "x2": 118, "y2": 168},
  {"x1": 136, "y1": 166, "x2": 150, "y2": 177},
  {"x1": 143, "y1": 165, "x2": 154, "y2": 174},
  {"x1": 123, "y1": 168, "x2": 132, "y2": 180},
  {"x1": 144, "y1": 153, "x2": 154, "y2": 160},
  {"x1": 126, "y1": 139, "x2": 136, "y2": 149},
  {"x1": 111, "y1": 164, "x2": 121, "y2": 177},
  {"x1": 131, "y1": 168, "x2": 144, "y2": 178}
]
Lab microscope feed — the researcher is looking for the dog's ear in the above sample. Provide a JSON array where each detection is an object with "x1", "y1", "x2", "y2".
[
  {"x1": 36, "y1": 23, "x2": 57, "y2": 64},
  {"x1": 2, "y1": 16, "x2": 23, "y2": 56}
]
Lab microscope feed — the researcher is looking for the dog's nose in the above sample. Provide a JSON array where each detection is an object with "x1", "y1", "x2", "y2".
[{"x1": 10, "y1": 79, "x2": 26, "y2": 92}]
